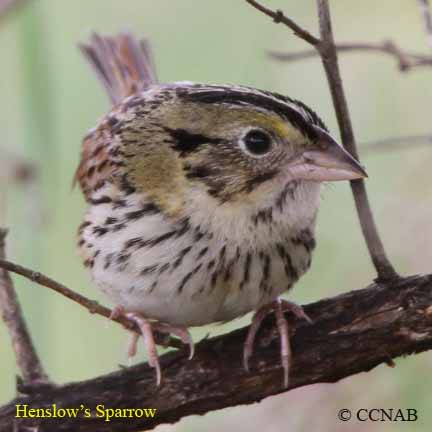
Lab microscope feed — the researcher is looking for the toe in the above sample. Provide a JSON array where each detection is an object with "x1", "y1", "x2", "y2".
[
  {"x1": 127, "y1": 332, "x2": 140, "y2": 357},
  {"x1": 280, "y1": 299, "x2": 313, "y2": 324}
]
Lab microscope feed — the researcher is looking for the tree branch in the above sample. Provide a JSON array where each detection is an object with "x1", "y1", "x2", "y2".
[
  {"x1": 316, "y1": 0, "x2": 397, "y2": 281},
  {"x1": 361, "y1": 133, "x2": 432, "y2": 153},
  {"x1": 269, "y1": 40, "x2": 432, "y2": 71},
  {"x1": 0, "y1": 0, "x2": 27, "y2": 22},
  {"x1": 1, "y1": 274, "x2": 431, "y2": 431},
  {"x1": 0, "y1": 149, "x2": 37, "y2": 186},
  {"x1": 244, "y1": 0, "x2": 320, "y2": 45},
  {"x1": 0, "y1": 229, "x2": 48, "y2": 384},
  {"x1": 245, "y1": 0, "x2": 398, "y2": 281},
  {"x1": 0, "y1": 257, "x2": 183, "y2": 350},
  {"x1": 417, "y1": 0, "x2": 432, "y2": 51}
]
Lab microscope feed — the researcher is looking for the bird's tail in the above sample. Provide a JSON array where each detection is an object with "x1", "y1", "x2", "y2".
[{"x1": 79, "y1": 32, "x2": 158, "y2": 105}]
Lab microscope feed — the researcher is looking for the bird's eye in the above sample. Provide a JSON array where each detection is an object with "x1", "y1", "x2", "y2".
[{"x1": 242, "y1": 129, "x2": 273, "y2": 157}]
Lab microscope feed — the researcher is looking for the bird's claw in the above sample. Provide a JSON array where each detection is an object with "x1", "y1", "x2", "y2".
[
  {"x1": 244, "y1": 298, "x2": 310, "y2": 388},
  {"x1": 117, "y1": 311, "x2": 194, "y2": 386}
]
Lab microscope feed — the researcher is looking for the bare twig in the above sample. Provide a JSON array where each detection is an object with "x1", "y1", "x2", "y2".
[
  {"x1": 269, "y1": 40, "x2": 432, "y2": 71},
  {"x1": 0, "y1": 229, "x2": 48, "y2": 384},
  {"x1": 245, "y1": 0, "x2": 398, "y2": 281},
  {"x1": 316, "y1": 0, "x2": 397, "y2": 281},
  {"x1": 0, "y1": 0, "x2": 27, "y2": 21},
  {"x1": 0, "y1": 149, "x2": 37, "y2": 185},
  {"x1": 362, "y1": 134, "x2": 432, "y2": 153},
  {"x1": 0, "y1": 257, "x2": 183, "y2": 349},
  {"x1": 418, "y1": 0, "x2": 432, "y2": 51},
  {"x1": 1, "y1": 274, "x2": 431, "y2": 431},
  {"x1": 244, "y1": 0, "x2": 320, "y2": 46}
]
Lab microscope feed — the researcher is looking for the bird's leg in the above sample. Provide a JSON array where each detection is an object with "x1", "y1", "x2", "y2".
[
  {"x1": 274, "y1": 302, "x2": 291, "y2": 388},
  {"x1": 243, "y1": 302, "x2": 275, "y2": 372},
  {"x1": 152, "y1": 322, "x2": 195, "y2": 360},
  {"x1": 109, "y1": 308, "x2": 194, "y2": 386},
  {"x1": 109, "y1": 305, "x2": 126, "y2": 320},
  {"x1": 125, "y1": 312, "x2": 162, "y2": 386},
  {"x1": 244, "y1": 298, "x2": 312, "y2": 387},
  {"x1": 280, "y1": 299, "x2": 313, "y2": 324},
  {"x1": 127, "y1": 332, "x2": 140, "y2": 358},
  {"x1": 109, "y1": 306, "x2": 141, "y2": 357}
]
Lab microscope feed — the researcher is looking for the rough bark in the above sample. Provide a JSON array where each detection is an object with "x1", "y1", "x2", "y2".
[
  {"x1": 0, "y1": 230, "x2": 48, "y2": 384},
  {"x1": 1, "y1": 274, "x2": 431, "y2": 432}
]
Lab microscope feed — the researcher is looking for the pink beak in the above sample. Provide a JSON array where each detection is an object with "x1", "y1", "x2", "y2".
[{"x1": 287, "y1": 127, "x2": 367, "y2": 182}]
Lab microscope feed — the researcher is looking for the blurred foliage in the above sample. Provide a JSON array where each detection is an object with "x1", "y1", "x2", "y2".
[{"x1": 0, "y1": 1, "x2": 431, "y2": 431}]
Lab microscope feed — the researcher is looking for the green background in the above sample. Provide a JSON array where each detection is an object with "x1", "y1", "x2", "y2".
[{"x1": 1, "y1": 1, "x2": 431, "y2": 431}]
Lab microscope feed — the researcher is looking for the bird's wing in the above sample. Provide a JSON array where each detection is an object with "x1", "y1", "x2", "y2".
[{"x1": 75, "y1": 32, "x2": 158, "y2": 200}]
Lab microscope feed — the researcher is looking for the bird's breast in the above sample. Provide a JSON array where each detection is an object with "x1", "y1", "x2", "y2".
[{"x1": 78, "y1": 185, "x2": 316, "y2": 326}]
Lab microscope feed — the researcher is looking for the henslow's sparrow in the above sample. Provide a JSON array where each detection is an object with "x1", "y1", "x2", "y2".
[{"x1": 76, "y1": 33, "x2": 366, "y2": 386}]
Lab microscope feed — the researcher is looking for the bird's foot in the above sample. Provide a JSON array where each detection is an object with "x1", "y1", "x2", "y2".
[
  {"x1": 111, "y1": 310, "x2": 193, "y2": 386},
  {"x1": 152, "y1": 322, "x2": 195, "y2": 360},
  {"x1": 109, "y1": 305, "x2": 143, "y2": 357},
  {"x1": 109, "y1": 305, "x2": 126, "y2": 320},
  {"x1": 243, "y1": 298, "x2": 312, "y2": 388}
]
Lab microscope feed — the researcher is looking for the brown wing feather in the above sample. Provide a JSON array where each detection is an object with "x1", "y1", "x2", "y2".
[
  {"x1": 75, "y1": 32, "x2": 158, "y2": 200},
  {"x1": 79, "y1": 31, "x2": 157, "y2": 104}
]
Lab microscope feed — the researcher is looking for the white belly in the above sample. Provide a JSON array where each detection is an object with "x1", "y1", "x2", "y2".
[{"x1": 79, "y1": 194, "x2": 314, "y2": 326}]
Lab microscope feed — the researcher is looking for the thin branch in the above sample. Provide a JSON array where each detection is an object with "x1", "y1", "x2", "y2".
[
  {"x1": 0, "y1": 149, "x2": 37, "y2": 185},
  {"x1": 316, "y1": 0, "x2": 398, "y2": 281},
  {"x1": 418, "y1": 0, "x2": 432, "y2": 51},
  {"x1": 0, "y1": 229, "x2": 48, "y2": 384},
  {"x1": 0, "y1": 257, "x2": 183, "y2": 349},
  {"x1": 245, "y1": 0, "x2": 398, "y2": 281},
  {"x1": 361, "y1": 133, "x2": 432, "y2": 153},
  {"x1": 269, "y1": 40, "x2": 432, "y2": 71},
  {"x1": 0, "y1": 0, "x2": 27, "y2": 21},
  {"x1": 244, "y1": 0, "x2": 320, "y2": 46},
  {"x1": 1, "y1": 274, "x2": 431, "y2": 431}
]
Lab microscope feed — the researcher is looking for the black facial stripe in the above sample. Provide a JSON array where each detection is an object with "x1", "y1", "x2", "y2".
[
  {"x1": 165, "y1": 127, "x2": 222, "y2": 156},
  {"x1": 184, "y1": 164, "x2": 214, "y2": 180},
  {"x1": 276, "y1": 181, "x2": 298, "y2": 212},
  {"x1": 244, "y1": 170, "x2": 278, "y2": 192},
  {"x1": 178, "y1": 88, "x2": 324, "y2": 141}
]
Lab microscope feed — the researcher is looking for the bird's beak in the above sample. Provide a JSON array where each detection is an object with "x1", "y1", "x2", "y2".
[{"x1": 286, "y1": 127, "x2": 367, "y2": 182}]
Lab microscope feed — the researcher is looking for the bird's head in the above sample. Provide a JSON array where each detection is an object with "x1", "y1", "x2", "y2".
[{"x1": 112, "y1": 84, "x2": 366, "y2": 219}]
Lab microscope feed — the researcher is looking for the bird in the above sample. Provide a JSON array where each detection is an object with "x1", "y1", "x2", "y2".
[{"x1": 75, "y1": 32, "x2": 367, "y2": 387}]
